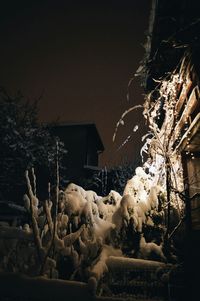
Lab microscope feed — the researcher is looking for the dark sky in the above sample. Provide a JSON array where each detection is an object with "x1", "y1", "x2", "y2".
[{"x1": 0, "y1": 0, "x2": 151, "y2": 167}]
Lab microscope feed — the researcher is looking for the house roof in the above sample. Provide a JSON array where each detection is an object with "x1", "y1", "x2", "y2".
[
  {"x1": 139, "y1": 0, "x2": 200, "y2": 91},
  {"x1": 51, "y1": 122, "x2": 104, "y2": 152}
]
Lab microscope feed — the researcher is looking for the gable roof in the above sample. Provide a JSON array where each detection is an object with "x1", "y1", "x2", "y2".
[{"x1": 51, "y1": 122, "x2": 104, "y2": 152}]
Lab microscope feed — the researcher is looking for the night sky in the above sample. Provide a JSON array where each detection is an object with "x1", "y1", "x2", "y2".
[{"x1": 0, "y1": 1, "x2": 151, "y2": 167}]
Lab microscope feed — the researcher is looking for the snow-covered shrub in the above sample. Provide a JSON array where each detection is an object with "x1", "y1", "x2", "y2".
[
  {"x1": 112, "y1": 194, "x2": 135, "y2": 231},
  {"x1": 0, "y1": 164, "x2": 181, "y2": 285},
  {"x1": 105, "y1": 190, "x2": 122, "y2": 206},
  {"x1": 89, "y1": 245, "x2": 123, "y2": 280},
  {"x1": 138, "y1": 234, "x2": 166, "y2": 262},
  {"x1": 65, "y1": 182, "x2": 86, "y2": 198}
]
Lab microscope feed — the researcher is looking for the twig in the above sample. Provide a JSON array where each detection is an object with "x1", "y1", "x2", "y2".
[
  {"x1": 52, "y1": 141, "x2": 60, "y2": 254},
  {"x1": 25, "y1": 170, "x2": 43, "y2": 264},
  {"x1": 44, "y1": 200, "x2": 53, "y2": 235},
  {"x1": 32, "y1": 167, "x2": 37, "y2": 197},
  {"x1": 169, "y1": 215, "x2": 185, "y2": 239},
  {"x1": 40, "y1": 141, "x2": 60, "y2": 276}
]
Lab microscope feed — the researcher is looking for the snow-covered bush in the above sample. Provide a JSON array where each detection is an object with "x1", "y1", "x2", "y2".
[{"x1": 0, "y1": 165, "x2": 181, "y2": 284}]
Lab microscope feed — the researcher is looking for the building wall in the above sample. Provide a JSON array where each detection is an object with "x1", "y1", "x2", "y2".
[
  {"x1": 51, "y1": 125, "x2": 101, "y2": 182},
  {"x1": 86, "y1": 131, "x2": 98, "y2": 166}
]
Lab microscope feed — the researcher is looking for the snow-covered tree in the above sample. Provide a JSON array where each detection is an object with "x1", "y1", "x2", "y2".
[{"x1": 0, "y1": 87, "x2": 66, "y2": 204}]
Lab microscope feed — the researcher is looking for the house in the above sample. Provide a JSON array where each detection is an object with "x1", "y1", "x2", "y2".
[
  {"x1": 50, "y1": 122, "x2": 104, "y2": 184},
  {"x1": 137, "y1": 0, "x2": 200, "y2": 298},
  {"x1": 139, "y1": 0, "x2": 200, "y2": 230}
]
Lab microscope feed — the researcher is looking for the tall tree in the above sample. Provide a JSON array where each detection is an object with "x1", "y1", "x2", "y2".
[{"x1": 0, "y1": 87, "x2": 66, "y2": 204}]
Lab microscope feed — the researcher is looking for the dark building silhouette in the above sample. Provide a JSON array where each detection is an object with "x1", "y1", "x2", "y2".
[{"x1": 51, "y1": 122, "x2": 104, "y2": 184}]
